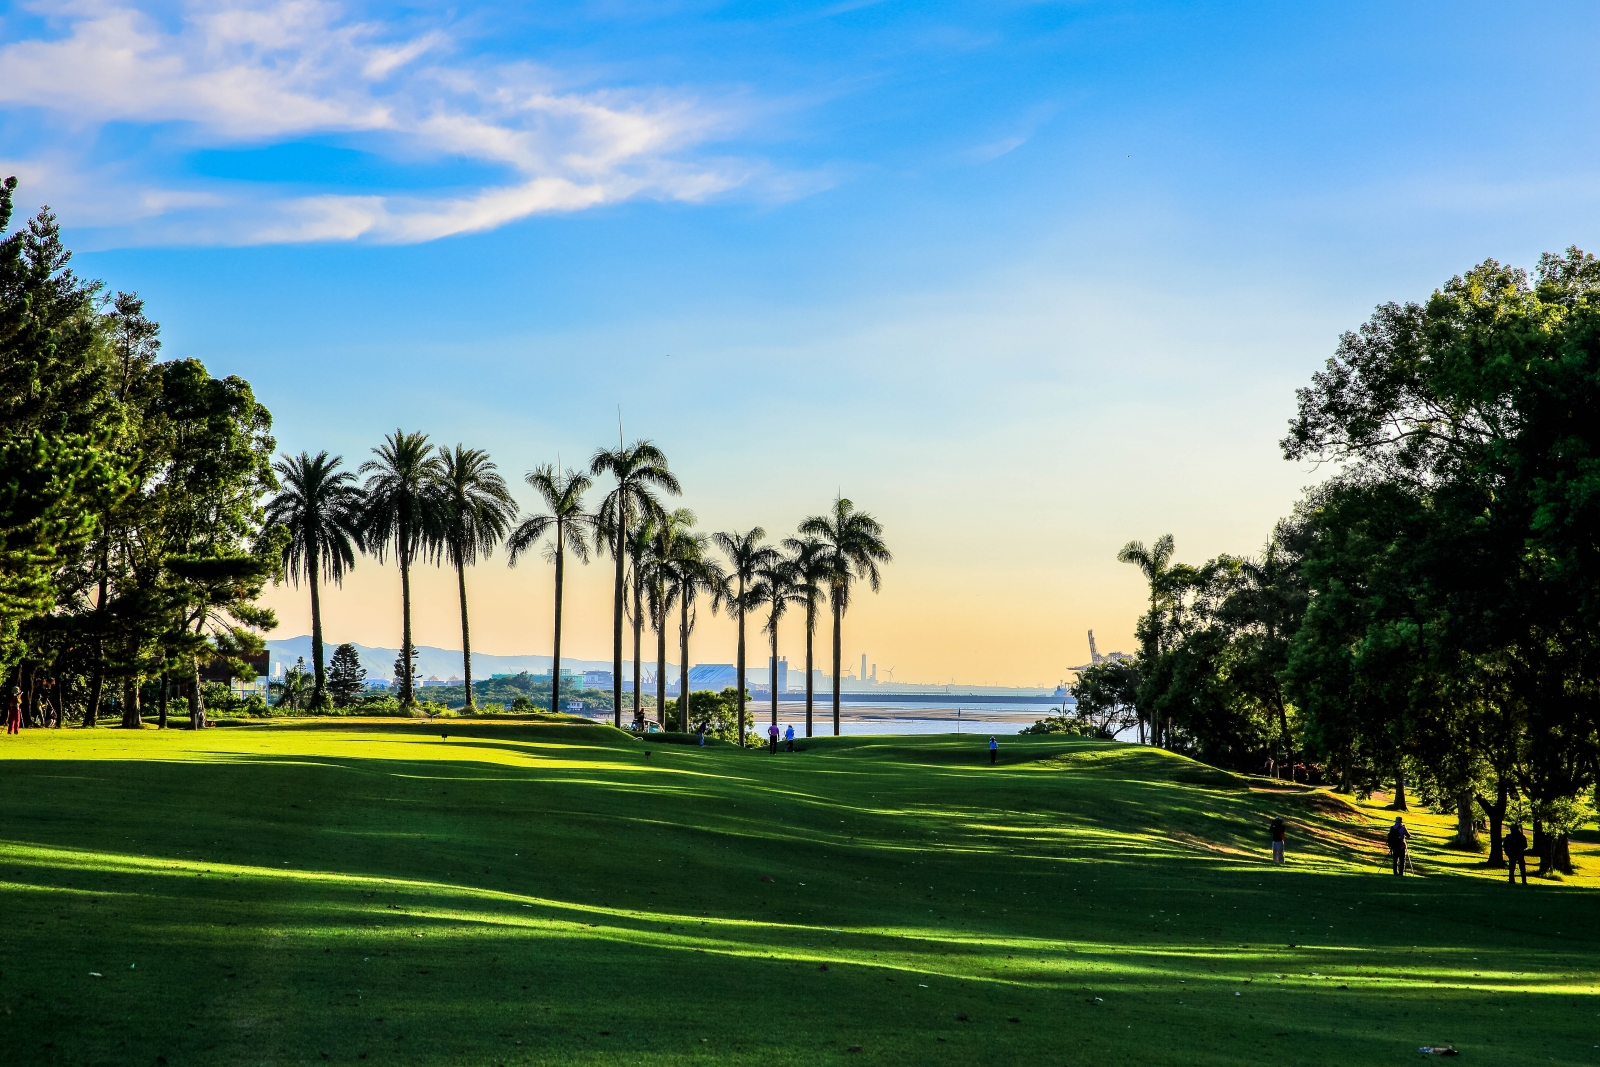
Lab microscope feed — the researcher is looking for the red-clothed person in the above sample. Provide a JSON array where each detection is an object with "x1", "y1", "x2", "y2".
[{"x1": 6, "y1": 689, "x2": 21, "y2": 734}]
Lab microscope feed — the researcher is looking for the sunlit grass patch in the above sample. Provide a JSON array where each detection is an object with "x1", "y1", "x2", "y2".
[{"x1": 0, "y1": 724, "x2": 1595, "y2": 1066}]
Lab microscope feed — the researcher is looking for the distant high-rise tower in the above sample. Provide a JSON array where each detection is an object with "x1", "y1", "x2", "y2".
[
  {"x1": 861, "y1": 653, "x2": 867, "y2": 682},
  {"x1": 870, "y1": 663, "x2": 877, "y2": 683},
  {"x1": 1088, "y1": 630, "x2": 1103, "y2": 665}
]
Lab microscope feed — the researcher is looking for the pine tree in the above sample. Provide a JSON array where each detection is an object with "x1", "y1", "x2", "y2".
[{"x1": 327, "y1": 643, "x2": 366, "y2": 707}]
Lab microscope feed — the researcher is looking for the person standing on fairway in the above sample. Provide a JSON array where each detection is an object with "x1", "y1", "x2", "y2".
[
  {"x1": 696, "y1": 720, "x2": 707, "y2": 746},
  {"x1": 1386, "y1": 816, "x2": 1410, "y2": 875},
  {"x1": 989, "y1": 736, "x2": 998, "y2": 764},
  {"x1": 1270, "y1": 816, "x2": 1286, "y2": 864},
  {"x1": 768, "y1": 721, "x2": 779, "y2": 754},
  {"x1": 6, "y1": 688, "x2": 20, "y2": 734},
  {"x1": 785, "y1": 723, "x2": 795, "y2": 752},
  {"x1": 1504, "y1": 822, "x2": 1529, "y2": 885}
]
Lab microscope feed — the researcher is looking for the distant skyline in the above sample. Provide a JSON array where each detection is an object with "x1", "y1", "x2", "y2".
[{"x1": 6, "y1": 2, "x2": 1599, "y2": 684}]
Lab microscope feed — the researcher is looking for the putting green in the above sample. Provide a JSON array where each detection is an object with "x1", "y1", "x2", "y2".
[{"x1": 1, "y1": 722, "x2": 1595, "y2": 1065}]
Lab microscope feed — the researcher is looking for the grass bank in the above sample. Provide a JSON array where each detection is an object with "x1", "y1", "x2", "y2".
[{"x1": 1, "y1": 724, "x2": 1595, "y2": 1065}]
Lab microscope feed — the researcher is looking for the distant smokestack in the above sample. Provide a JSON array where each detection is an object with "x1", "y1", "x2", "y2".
[
  {"x1": 1088, "y1": 630, "x2": 1102, "y2": 665},
  {"x1": 871, "y1": 663, "x2": 877, "y2": 683},
  {"x1": 861, "y1": 653, "x2": 866, "y2": 682}
]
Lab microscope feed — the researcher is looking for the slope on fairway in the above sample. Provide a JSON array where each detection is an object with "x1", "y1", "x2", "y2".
[{"x1": 0, "y1": 722, "x2": 1595, "y2": 1066}]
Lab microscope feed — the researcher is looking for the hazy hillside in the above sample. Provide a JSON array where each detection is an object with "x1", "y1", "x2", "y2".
[{"x1": 265, "y1": 636, "x2": 646, "y2": 683}]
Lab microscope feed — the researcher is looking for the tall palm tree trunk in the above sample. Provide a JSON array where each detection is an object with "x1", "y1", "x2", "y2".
[
  {"x1": 308, "y1": 547, "x2": 326, "y2": 705},
  {"x1": 399, "y1": 543, "x2": 415, "y2": 705},
  {"x1": 612, "y1": 519, "x2": 625, "y2": 728},
  {"x1": 678, "y1": 593, "x2": 691, "y2": 734},
  {"x1": 455, "y1": 559, "x2": 475, "y2": 710},
  {"x1": 735, "y1": 580, "x2": 746, "y2": 748},
  {"x1": 631, "y1": 568, "x2": 643, "y2": 727},
  {"x1": 831, "y1": 596, "x2": 842, "y2": 737},
  {"x1": 804, "y1": 604, "x2": 815, "y2": 737},
  {"x1": 656, "y1": 607, "x2": 667, "y2": 727},
  {"x1": 769, "y1": 623, "x2": 779, "y2": 728},
  {"x1": 552, "y1": 534, "x2": 565, "y2": 715}
]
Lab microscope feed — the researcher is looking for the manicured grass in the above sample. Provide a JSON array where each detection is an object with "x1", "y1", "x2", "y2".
[{"x1": 1, "y1": 722, "x2": 1596, "y2": 1066}]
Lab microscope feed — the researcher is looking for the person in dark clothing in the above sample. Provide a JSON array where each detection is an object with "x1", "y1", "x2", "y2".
[
  {"x1": 1503, "y1": 822, "x2": 1529, "y2": 884},
  {"x1": 1386, "y1": 817, "x2": 1410, "y2": 875},
  {"x1": 988, "y1": 736, "x2": 998, "y2": 764},
  {"x1": 6, "y1": 688, "x2": 20, "y2": 735},
  {"x1": 1270, "y1": 817, "x2": 1286, "y2": 864}
]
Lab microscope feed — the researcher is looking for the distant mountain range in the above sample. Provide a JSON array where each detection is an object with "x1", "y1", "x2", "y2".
[{"x1": 264, "y1": 637, "x2": 635, "y2": 683}]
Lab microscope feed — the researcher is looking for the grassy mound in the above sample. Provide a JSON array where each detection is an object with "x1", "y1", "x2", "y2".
[{"x1": 0, "y1": 725, "x2": 1594, "y2": 1065}]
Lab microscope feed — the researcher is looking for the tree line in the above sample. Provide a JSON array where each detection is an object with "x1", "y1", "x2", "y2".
[
  {"x1": 1067, "y1": 250, "x2": 1600, "y2": 875},
  {"x1": 0, "y1": 179, "x2": 891, "y2": 740}
]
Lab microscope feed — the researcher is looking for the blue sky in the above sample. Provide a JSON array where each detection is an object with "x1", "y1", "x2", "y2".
[{"x1": 5, "y1": 1, "x2": 1599, "y2": 684}]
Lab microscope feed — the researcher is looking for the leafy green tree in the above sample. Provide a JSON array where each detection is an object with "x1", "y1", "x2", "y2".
[
  {"x1": 507, "y1": 465, "x2": 594, "y2": 722},
  {"x1": 592, "y1": 441, "x2": 679, "y2": 729},
  {"x1": 359, "y1": 431, "x2": 443, "y2": 707},
  {"x1": 799, "y1": 496, "x2": 891, "y2": 736},
  {"x1": 435, "y1": 445, "x2": 516, "y2": 711},
  {"x1": 1068, "y1": 659, "x2": 1142, "y2": 739},
  {"x1": 264, "y1": 452, "x2": 363, "y2": 708},
  {"x1": 326, "y1": 642, "x2": 366, "y2": 707},
  {"x1": 713, "y1": 528, "x2": 776, "y2": 744}
]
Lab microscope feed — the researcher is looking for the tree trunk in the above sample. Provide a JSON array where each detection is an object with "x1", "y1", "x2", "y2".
[
  {"x1": 552, "y1": 533, "x2": 564, "y2": 716},
  {"x1": 655, "y1": 599, "x2": 667, "y2": 727},
  {"x1": 735, "y1": 578, "x2": 746, "y2": 748},
  {"x1": 157, "y1": 668, "x2": 169, "y2": 730},
  {"x1": 769, "y1": 620, "x2": 779, "y2": 729},
  {"x1": 121, "y1": 676, "x2": 142, "y2": 729},
  {"x1": 678, "y1": 592, "x2": 690, "y2": 735},
  {"x1": 1533, "y1": 819, "x2": 1550, "y2": 873},
  {"x1": 310, "y1": 548, "x2": 327, "y2": 706},
  {"x1": 24, "y1": 663, "x2": 39, "y2": 727},
  {"x1": 631, "y1": 565, "x2": 643, "y2": 728},
  {"x1": 804, "y1": 602, "x2": 815, "y2": 738},
  {"x1": 1273, "y1": 692, "x2": 1294, "y2": 782},
  {"x1": 612, "y1": 510, "x2": 625, "y2": 729},
  {"x1": 1477, "y1": 779, "x2": 1507, "y2": 867},
  {"x1": 831, "y1": 593, "x2": 842, "y2": 737},
  {"x1": 1550, "y1": 833, "x2": 1573, "y2": 875},
  {"x1": 1389, "y1": 766, "x2": 1409, "y2": 812},
  {"x1": 399, "y1": 544, "x2": 415, "y2": 706},
  {"x1": 1453, "y1": 791, "x2": 1479, "y2": 849},
  {"x1": 187, "y1": 655, "x2": 206, "y2": 729},
  {"x1": 455, "y1": 559, "x2": 474, "y2": 711},
  {"x1": 85, "y1": 642, "x2": 104, "y2": 728}
]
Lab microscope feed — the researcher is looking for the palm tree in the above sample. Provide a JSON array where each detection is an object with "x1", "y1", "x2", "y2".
[
  {"x1": 663, "y1": 526, "x2": 726, "y2": 733},
  {"x1": 782, "y1": 534, "x2": 828, "y2": 736},
  {"x1": 1117, "y1": 533, "x2": 1176, "y2": 747},
  {"x1": 800, "y1": 496, "x2": 891, "y2": 736},
  {"x1": 507, "y1": 465, "x2": 594, "y2": 717},
  {"x1": 359, "y1": 430, "x2": 444, "y2": 707},
  {"x1": 644, "y1": 510, "x2": 693, "y2": 726},
  {"x1": 592, "y1": 441, "x2": 681, "y2": 729},
  {"x1": 751, "y1": 555, "x2": 804, "y2": 733},
  {"x1": 624, "y1": 518, "x2": 659, "y2": 728},
  {"x1": 435, "y1": 445, "x2": 517, "y2": 711},
  {"x1": 712, "y1": 528, "x2": 776, "y2": 746},
  {"x1": 263, "y1": 451, "x2": 363, "y2": 708}
]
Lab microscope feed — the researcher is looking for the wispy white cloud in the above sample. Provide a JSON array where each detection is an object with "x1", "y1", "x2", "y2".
[{"x1": 0, "y1": 0, "x2": 768, "y2": 243}]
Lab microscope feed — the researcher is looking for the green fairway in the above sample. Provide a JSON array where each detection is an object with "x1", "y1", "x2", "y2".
[{"x1": 1, "y1": 723, "x2": 1596, "y2": 1066}]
